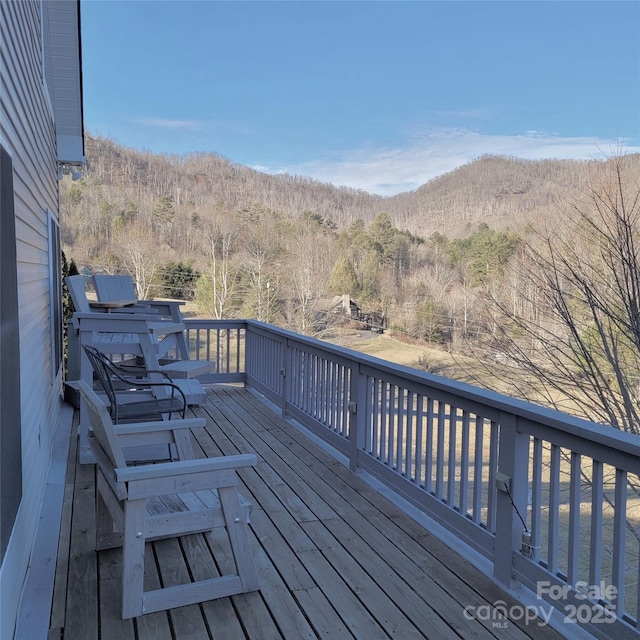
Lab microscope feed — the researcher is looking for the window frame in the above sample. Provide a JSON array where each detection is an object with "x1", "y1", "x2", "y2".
[{"x1": 48, "y1": 211, "x2": 63, "y2": 379}]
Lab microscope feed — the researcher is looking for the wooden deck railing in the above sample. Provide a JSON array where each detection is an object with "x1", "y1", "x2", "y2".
[{"x1": 186, "y1": 319, "x2": 640, "y2": 637}]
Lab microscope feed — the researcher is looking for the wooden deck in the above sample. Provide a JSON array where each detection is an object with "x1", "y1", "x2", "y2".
[{"x1": 48, "y1": 384, "x2": 565, "y2": 640}]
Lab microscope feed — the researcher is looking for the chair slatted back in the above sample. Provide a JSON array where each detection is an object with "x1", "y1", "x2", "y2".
[
  {"x1": 93, "y1": 274, "x2": 138, "y2": 301},
  {"x1": 65, "y1": 274, "x2": 91, "y2": 313}
]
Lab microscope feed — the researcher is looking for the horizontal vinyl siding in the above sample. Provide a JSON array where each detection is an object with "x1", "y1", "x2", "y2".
[{"x1": 0, "y1": 1, "x2": 65, "y2": 638}]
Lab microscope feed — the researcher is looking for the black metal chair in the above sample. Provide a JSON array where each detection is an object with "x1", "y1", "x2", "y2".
[{"x1": 82, "y1": 345, "x2": 187, "y2": 423}]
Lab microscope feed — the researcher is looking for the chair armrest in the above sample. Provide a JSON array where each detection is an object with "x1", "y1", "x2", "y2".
[
  {"x1": 73, "y1": 312, "x2": 161, "y2": 324},
  {"x1": 107, "y1": 364, "x2": 186, "y2": 400},
  {"x1": 117, "y1": 453, "x2": 257, "y2": 483},
  {"x1": 115, "y1": 364, "x2": 172, "y2": 380},
  {"x1": 140, "y1": 299, "x2": 184, "y2": 310},
  {"x1": 148, "y1": 321, "x2": 185, "y2": 335},
  {"x1": 140, "y1": 300, "x2": 184, "y2": 321},
  {"x1": 110, "y1": 306, "x2": 160, "y2": 315},
  {"x1": 113, "y1": 417, "x2": 206, "y2": 436}
]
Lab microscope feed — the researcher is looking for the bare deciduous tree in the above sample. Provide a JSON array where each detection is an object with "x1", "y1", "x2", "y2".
[
  {"x1": 197, "y1": 217, "x2": 239, "y2": 319},
  {"x1": 482, "y1": 154, "x2": 640, "y2": 434},
  {"x1": 113, "y1": 222, "x2": 167, "y2": 299}
]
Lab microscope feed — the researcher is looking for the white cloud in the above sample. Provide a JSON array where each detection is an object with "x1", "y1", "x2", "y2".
[
  {"x1": 131, "y1": 117, "x2": 205, "y2": 131},
  {"x1": 258, "y1": 129, "x2": 639, "y2": 197}
]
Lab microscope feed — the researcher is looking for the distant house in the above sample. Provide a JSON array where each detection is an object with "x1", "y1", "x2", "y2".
[
  {"x1": 314, "y1": 294, "x2": 360, "y2": 318},
  {"x1": 312, "y1": 294, "x2": 362, "y2": 330},
  {"x1": 0, "y1": 1, "x2": 84, "y2": 637},
  {"x1": 312, "y1": 294, "x2": 386, "y2": 333}
]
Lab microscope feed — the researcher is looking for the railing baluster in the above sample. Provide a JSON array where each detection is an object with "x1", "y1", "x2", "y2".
[
  {"x1": 386, "y1": 384, "x2": 394, "y2": 467},
  {"x1": 415, "y1": 394, "x2": 424, "y2": 487},
  {"x1": 548, "y1": 444, "x2": 561, "y2": 575},
  {"x1": 472, "y1": 415, "x2": 484, "y2": 523},
  {"x1": 612, "y1": 468, "x2": 627, "y2": 615},
  {"x1": 236, "y1": 327, "x2": 241, "y2": 372},
  {"x1": 371, "y1": 378, "x2": 379, "y2": 458},
  {"x1": 447, "y1": 406, "x2": 457, "y2": 507},
  {"x1": 364, "y1": 375, "x2": 373, "y2": 454},
  {"x1": 567, "y1": 451, "x2": 581, "y2": 586},
  {"x1": 340, "y1": 366, "x2": 348, "y2": 437},
  {"x1": 589, "y1": 459, "x2": 603, "y2": 588},
  {"x1": 335, "y1": 362, "x2": 342, "y2": 431},
  {"x1": 460, "y1": 410, "x2": 470, "y2": 516},
  {"x1": 221, "y1": 330, "x2": 223, "y2": 372},
  {"x1": 304, "y1": 351, "x2": 311, "y2": 413},
  {"x1": 322, "y1": 358, "x2": 329, "y2": 426},
  {"x1": 396, "y1": 388, "x2": 406, "y2": 475},
  {"x1": 380, "y1": 381, "x2": 388, "y2": 464},
  {"x1": 402, "y1": 390, "x2": 410, "y2": 478},
  {"x1": 317, "y1": 354, "x2": 323, "y2": 422},
  {"x1": 486, "y1": 420, "x2": 498, "y2": 533},
  {"x1": 310, "y1": 352, "x2": 316, "y2": 416},
  {"x1": 313, "y1": 353, "x2": 320, "y2": 421},
  {"x1": 332, "y1": 361, "x2": 339, "y2": 433},
  {"x1": 425, "y1": 397, "x2": 434, "y2": 493},
  {"x1": 316, "y1": 355, "x2": 323, "y2": 423},
  {"x1": 436, "y1": 401, "x2": 445, "y2": 500},
  {"x1": 530, "y1": 438, "x2": 542, "y2": 562}
]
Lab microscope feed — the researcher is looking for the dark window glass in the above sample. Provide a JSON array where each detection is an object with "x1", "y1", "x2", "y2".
[{"x1": 0, "y1": 144, "x2": 22, "y2": 561}]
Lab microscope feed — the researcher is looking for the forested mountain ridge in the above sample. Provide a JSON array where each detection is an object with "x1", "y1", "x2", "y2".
[
  {"x1": 66, "y1": 134, "x2": 635, "y2": 241},
  {"x1": 390, "y1": 153, "x2": 604, "y2": 236}
]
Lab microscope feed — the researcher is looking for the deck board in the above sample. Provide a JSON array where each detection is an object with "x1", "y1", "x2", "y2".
[{"x1": 49, "y1": 383, "x2": 567, "y2": 640}]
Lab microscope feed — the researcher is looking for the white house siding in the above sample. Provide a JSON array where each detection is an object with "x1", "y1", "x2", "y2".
[{"x1": 0, "y1": 0, "x2": 66, "y2": 637}]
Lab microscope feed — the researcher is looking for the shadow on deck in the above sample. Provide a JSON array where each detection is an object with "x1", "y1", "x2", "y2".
[{"x1": 48, "y1": 384, "x2": 564, "y2": 640}]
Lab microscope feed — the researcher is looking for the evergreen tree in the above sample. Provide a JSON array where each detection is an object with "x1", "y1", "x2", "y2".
[
  {"x1": 447, "y1": 223, "x2": 520, "y2": 285},
  {"x1": 162, "y1": 261, "x2": 200, "y2": 300},
  {"x1": 328, "y1": 255, "x2": 359, "y2": 296}
]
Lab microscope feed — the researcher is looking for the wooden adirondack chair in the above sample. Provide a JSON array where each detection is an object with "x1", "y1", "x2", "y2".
[
  {"x1": 92, "y1": 274, "x2": 183, "y2": 322},
  {"x1": 66, "y1": 274, "x2": 157, "y2": 314},
  {"x1": 73, "y1": 379, "x2": 260, "y2": 619},
  {"x1": 67, "y1": 273, "x2": 211, "y2": 378},
  {"x1": 92, "y1": 274, "x2": 215, "y2": 377},
  {"x1": 92, "y1": 273, "x2": 140, "y2": 299}
]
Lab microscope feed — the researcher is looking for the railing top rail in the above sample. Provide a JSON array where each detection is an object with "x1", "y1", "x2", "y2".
[{"x1": 184, "y1": 319, "x2": 248, "y2": 330}]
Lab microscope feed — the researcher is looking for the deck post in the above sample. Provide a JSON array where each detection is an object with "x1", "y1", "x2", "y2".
[
  {"x1": 77, "y1": 320, "x2": 96, "y2": 463},
  {"x1": 280, "y1": 337, "x2": 291, "y2": 417},
  {"x1": 493, "y1": 411, "x2": 529, "y2": 588},
  {"x1": 348, "y1": 364, "x2": 366, "y2": 472}
]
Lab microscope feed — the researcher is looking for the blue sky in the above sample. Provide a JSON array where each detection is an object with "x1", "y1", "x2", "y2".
[{"x1": 81, "y1": 1, "x2": 640, "y2": 196}]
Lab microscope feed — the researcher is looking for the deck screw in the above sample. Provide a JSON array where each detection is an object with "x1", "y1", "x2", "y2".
[
  {"x1": 136, "y1": 532, "x2": 142, "y2": 538},
  {"x1": 234, "y1": 517, "x2": 240, "y2": 523}
]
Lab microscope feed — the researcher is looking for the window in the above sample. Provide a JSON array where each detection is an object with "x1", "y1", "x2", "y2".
[{"x1": 0, "y1": 144, "x2": 22, "y2": 561}]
